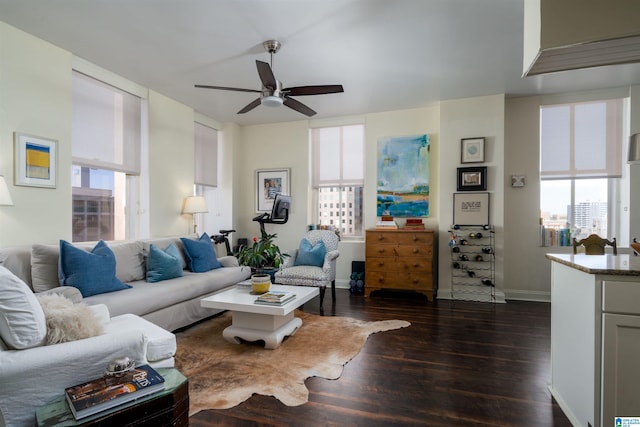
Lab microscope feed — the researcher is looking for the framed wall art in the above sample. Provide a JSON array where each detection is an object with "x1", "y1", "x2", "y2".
[
  {"x1": 256, "y1": 168, "x2": 290, "y2": 212},
  {"x1": 461, "y1": 137, "x2": 485, "y2": 163},
  {"x1": 453, "y1": 192, "x2": 490, "y2": 226},
  {"x1": 14, "y1": 132, "x2": 57, "y2": 188},
  {"x1": 457, "y1": 166, "x2": 487, "y2": 191}
]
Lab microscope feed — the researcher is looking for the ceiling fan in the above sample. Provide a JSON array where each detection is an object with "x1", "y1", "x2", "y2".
[{"x1": 195, "y1": 40, "x2": 344, "y2": 117}]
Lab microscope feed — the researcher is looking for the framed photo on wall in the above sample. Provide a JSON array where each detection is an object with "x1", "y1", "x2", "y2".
[
  {"x1": 461, "y1": 137, "x2": 485, "y2": 163},
  {"x1": 457, "y1": 166, "x2": 487, "y2": 191},
  {"x1": 453, "y1": 192, "x2": 490, "y2": 225},
  {"x1": 14, "y1": 132, "x2": 57, "y2": 188},
  {"x1": 256, "y1": 168, "x2": 290, "y2": 212}
]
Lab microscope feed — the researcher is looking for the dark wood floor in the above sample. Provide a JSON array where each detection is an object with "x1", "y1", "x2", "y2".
[{"x1": 189, "y1": 289, "x2": 572, "y2": 427}]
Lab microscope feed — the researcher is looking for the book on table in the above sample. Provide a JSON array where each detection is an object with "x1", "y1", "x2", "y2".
[
  {"x1": 254, "y1": 290, "x2": 296, "y2": 305},
  {"x1": 64, "y1": 364, "x2": 165, "y2": 420}
]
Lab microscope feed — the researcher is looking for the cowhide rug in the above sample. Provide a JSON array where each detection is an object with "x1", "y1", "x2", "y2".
[{"x1": 174, "y1": 310, "x2": 410, "y2": 414}]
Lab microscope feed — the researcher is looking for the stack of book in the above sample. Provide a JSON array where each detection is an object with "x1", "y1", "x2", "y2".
[
  {"x1": 375, "y1": 215, "x2": 398, "y2": 230},
  {"x1": 254, "y1": 290, "x2": 296, "y2": 306},
  {"x1": 65, "y1": 364, "x2": 165, "y2": 420},
  {"x1": 402, "y1": 218, "x2": 425, "y2": 230}
]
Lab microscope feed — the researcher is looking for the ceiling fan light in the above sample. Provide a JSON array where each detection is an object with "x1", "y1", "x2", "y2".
[{"x1": 261, "y1": 95, "x2": 283, "y2": 107}]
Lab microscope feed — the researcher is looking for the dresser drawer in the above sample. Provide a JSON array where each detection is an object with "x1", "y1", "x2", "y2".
[
  {"x1": 395, "y1": 245, "x2": 432, "y2": 258},
  {"x1": 367, "y1": 271, "x2": 432, "y2": 290},
  {"x1": 365, "y1": 244, "x2": 398, "y2": 258},
  {"x1": 396, "y1": 232, "x2": 433, "y2": 246}
]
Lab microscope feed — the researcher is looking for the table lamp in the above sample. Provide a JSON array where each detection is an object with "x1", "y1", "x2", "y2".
[
  {"x1": 182, "y1": 196, "x2": 208, "y2": 234},
  {"x1": 0, "y1": 176, "x2": 14, "y2": 206}
]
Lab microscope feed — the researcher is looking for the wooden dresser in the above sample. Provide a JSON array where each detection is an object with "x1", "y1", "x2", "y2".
[{"x1": 364, "y1": 228, "x2": 434, "y2": 299}]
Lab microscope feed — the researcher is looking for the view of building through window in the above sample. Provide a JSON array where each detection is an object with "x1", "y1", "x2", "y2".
[
  {"x1": 72, "y1": 166, "x2": 126, "y2": 242},
  {"x1": 318, "y1": 186, "x2": 363, "y2": 237},
  {"x1": 540, "y1": 179, "x2": 608, "y2": 241}
]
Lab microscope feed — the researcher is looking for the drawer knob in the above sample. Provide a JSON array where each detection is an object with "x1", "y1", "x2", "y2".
[
  {"x1": 377, "y1": 262, "x2": 384, "y2": 267},
  {"x1": 378, "y1": 277, "x2": 384, "y2": 283},
  {"x1": 413, "y1": 235, "x2": 418, "y2": 241},
  {"x1": 412, "y1": 249, "x2": 419, "y2": 254},
  {"x1": 378, "y1": 235, "x2": 384, "y2": 241}
]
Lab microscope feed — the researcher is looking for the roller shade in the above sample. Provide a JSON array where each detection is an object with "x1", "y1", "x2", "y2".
[
  {"x1": 311, "y1": 124, "x2": 364, "y2": 188},
  {"x1": 72, "y1": 71, "x2": 141, "y2": 175},
  {"x1": 194, "y1": 122, "x2": 218, "y2": 187},
  {"x1": 540, "y1": 99, "x2": 623, "y2": 180}
]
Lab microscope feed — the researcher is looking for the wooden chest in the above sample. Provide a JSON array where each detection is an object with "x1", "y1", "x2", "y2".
[{"x1": 364, "y1": 228, "x2": 434, "y2": 298}]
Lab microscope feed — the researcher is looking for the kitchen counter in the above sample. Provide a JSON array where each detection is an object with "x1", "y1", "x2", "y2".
[{"x1": 545, "y1": 253, "x2": 640, "y2": 276}]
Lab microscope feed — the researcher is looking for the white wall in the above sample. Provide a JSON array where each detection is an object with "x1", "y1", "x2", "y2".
[
  {"x1": 439, "y1": 95, "x2": 505, "y2": 301},
  {"x1": 504, "y1": 87, "x2": 633, "y2": 301},
  {"x1": 0, "y1": 22, "x2": 73, "y2": 246}
]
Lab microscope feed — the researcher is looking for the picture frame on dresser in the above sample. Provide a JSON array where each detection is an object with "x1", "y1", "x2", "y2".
[{"x1": 453, "y1": 192, "x2": 490, "y2": 225}]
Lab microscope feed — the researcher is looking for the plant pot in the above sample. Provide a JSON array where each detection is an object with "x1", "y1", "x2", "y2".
[{"x1": 251, "y1": 273, "x2": 271, "y2": 294}]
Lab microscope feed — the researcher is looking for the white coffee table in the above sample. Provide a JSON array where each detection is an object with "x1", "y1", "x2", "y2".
[{"x1": 201, "y1": 284, "x2": 319, "y2": 349}]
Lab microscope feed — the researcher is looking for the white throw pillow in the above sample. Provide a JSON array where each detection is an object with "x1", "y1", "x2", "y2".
[
  {"x1": 36, "y1": 294, "x2": 103, "y2": 344},
  {"x1": 0, "y1": 265, "x2": 46, "y2": 349}
]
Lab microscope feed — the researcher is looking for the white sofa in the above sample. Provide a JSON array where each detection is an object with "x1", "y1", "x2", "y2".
[{"x1": 0, "y1": 235, "x2": 250, "y2": 427}]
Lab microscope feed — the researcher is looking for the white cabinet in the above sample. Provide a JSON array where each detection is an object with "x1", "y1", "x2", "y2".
[
  {"x1": 548, "y1": 255, "x2": 640, "y2": 427},
  {"x1": 601, "y1": 281, "x2": 640, "y2": 423}
]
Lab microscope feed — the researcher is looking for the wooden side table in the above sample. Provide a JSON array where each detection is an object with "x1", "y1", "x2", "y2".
[{"x1": 36, "y1": 368, "x2": 188, "y2": 427}]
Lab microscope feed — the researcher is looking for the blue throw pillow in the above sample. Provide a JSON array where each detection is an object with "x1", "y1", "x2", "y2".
[
  {"x1": 180, "y1": 233, "x2": 222, "y2": 272},
  {"x1": 146, "y1": 243, "x2": 184, "y2": 283},
  {"x1": 59, "y1": 240, "x2": 131, "y2": 297},
  {"x1": 294, "y1": 238, "x2": 327, "y2": 267}
]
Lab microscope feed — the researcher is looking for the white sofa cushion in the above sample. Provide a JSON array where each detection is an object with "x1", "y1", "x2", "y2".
[
  {"x1": 0, "y1": 266, "x2": 46, "y2": 349},
  {"x1": 104, "y1": 313, "x2": 176, "y2": 362}
]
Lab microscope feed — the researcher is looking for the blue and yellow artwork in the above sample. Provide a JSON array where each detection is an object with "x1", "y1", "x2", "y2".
[
  {"x1": 377, "y1": 134, "x2": 430, "y2": 217},
  {"x1": 25, "y1": 143, "x2": 51, "y2": 180}
]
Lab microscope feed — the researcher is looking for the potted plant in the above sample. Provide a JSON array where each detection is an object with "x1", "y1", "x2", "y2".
[{"x1": 236, "y1": 228, "x2": 288, "y2": 282}]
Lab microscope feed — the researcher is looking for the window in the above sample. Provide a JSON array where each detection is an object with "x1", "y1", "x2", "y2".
[
  {"x1": 71, "y1": 71, "x2": 142, "y2": 242},
  {"x1": 193, "y1": 122, "x2": 219, "y2": 236},
  {"x1": 311, "y1": 124, "x2": 364, "y2": 238},
  {"x1": 539, "y1": 98, "x2": 628, "y2": 245}
]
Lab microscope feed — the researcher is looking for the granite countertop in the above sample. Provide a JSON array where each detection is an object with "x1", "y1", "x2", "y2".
[{"x1": 545, "y1": 253, "x2": 640, "y2": 276}]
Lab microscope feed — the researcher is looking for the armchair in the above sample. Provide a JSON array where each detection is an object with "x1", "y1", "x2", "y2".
[{"x1": 274, "y1": 230, "x2": 340, "y2": 313}]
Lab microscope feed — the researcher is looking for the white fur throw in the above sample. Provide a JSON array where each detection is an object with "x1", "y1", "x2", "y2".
[{"x1": 36, "y1": 294, "x2": 103, "y2": 344}]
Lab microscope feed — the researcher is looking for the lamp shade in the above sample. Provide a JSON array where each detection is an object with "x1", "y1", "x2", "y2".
[
  {"x1": 182, "y1": 196, "x2": 208, "y2": 214},
  {"x1": 0, "y1": 176, "x2": 14, "y2": 206},
  {"x1": 629, "y1": 134, "x2": 640, "y2": 164}
]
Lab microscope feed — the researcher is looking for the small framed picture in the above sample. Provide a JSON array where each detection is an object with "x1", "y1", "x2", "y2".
[
  {"x1": 453, "y1": 192, "x2": 490, "y2": 225},
  {"x1": 457, "y1": 166, "x2": 487, "y2": 191},
  {"x1": 461, "y1": 137, "x2": 485, "y2": 163},
  {"x1": 14, "y1": 132, "x2": 57, "y2": 188},
  {"x1": 256, "y1": 168, "x2": 290, "y2": 212}
]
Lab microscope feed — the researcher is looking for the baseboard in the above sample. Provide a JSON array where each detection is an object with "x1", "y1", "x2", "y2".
[{"x1": 505, "y1": 289, "x2": 551, "y2": 302}]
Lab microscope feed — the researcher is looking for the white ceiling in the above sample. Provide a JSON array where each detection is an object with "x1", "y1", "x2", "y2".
[{"x1": 2, "y1": 0, "x2": 640, "y2": 126}]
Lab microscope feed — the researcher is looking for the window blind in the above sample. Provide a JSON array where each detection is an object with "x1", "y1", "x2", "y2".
[
  {"x1": 72, "y1": 71, "x2": 142, "y2": 175},
  {"x1": 194, "y1": 122, "x2": 218, "y2": 187},
  {"x1": 311, "y1": 124, "x2": 364, "y2": 188},
  {"x1": 540, "y1": 99, "x2": 623, "y2": 180}
]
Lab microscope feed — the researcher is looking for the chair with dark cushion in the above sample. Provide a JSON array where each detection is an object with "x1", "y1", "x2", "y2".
[
  {"x1": 274, "y1": 230, "x2": 340, "y2": 313},
  {"x1": 572, "y1": 234, "x2": 617, "y2": 255}
]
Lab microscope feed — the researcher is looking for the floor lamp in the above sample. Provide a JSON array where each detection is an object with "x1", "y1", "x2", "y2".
[{"x1": 182, "y1": 196, "x2": 208, "y2": 235}]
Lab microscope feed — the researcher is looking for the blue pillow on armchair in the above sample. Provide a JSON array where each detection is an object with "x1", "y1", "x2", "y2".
[
  {"x1": 59, "y1": 240, "x2": 131, "y2": 297},
  {"x1": 180, "y1": 233, "x2": 222, "y2": 272},
  {"x1": 294, "y1": 238, "x2": 327, "y2": 267}
]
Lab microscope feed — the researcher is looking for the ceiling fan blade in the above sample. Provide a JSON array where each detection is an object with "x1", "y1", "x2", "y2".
[
  {"x1": 256, "y1": 60, "x2": 277, "y2": 89},
  {"x1": 195, "y1": 84, "x2": 261, "y2": 93},
  {"x1": 283, "y1": 85, "x2": 344, "y2": 96},
  {"x1": 237, "y1": 98, "x2": 262, "y2": 114},
  {"x1": 283, "y1": 96, "x2": 317, "y2": 117}
]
